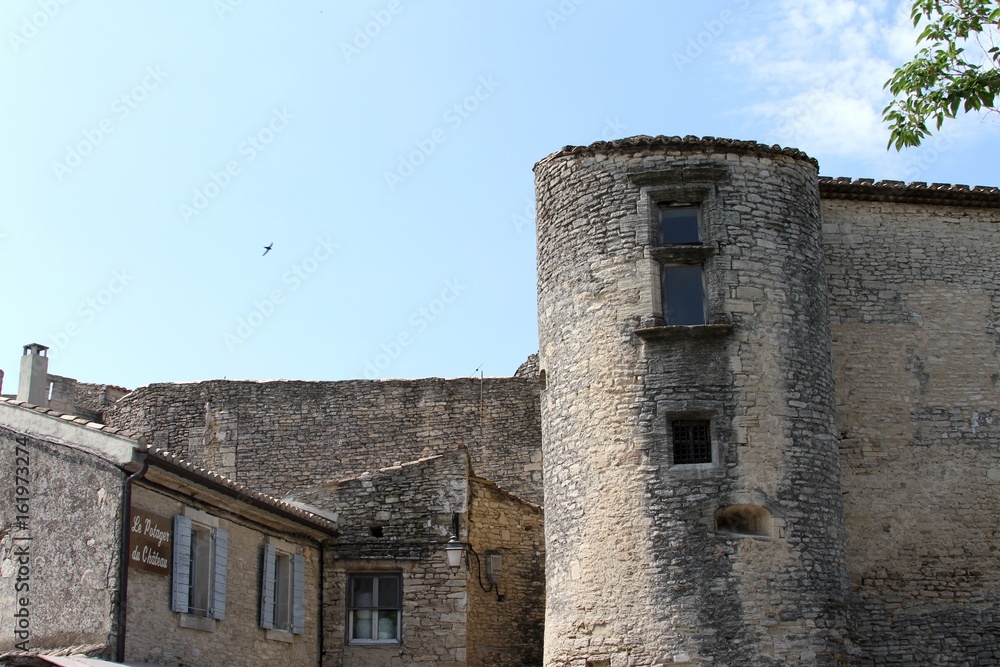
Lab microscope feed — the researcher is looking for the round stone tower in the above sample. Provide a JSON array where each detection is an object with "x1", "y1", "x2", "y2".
[{"x1": 535, "y1": 136, "x2": 851, "y2": 666}]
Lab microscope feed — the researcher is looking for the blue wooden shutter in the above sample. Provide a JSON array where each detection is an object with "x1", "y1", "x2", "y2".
[
  {"x1": 171, "y1": 515, "x2": 192, "y2": 613},
  {"x1": 210, "y1": 528, "x2": 228, "y2": 620},
  {"x1": 260, "y1": 544, "x2": 276, "y2": 629},
  {"x1": 291, "y1": 554, "x2": 306, "y2": 634}
]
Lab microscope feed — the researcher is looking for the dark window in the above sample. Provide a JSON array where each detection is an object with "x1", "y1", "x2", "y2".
[
  {"x1": 347, "y1": 573, "x2": 402, "y2": 643},
  {"x1": 672, "y1": 419, "x2": 712, "y2": 464},
  {"x1": 659, "y1": 205, "x2": 701, "y2": 244},
  {"x1": 662, "y1": 265, "x2": 706, "y2": 325},
  {"x1": 273, "y1": 553, "x2": 292, "y2": 630},
  {"x1": 188, "y1": 524, "x2": 214, "y2": 617}
]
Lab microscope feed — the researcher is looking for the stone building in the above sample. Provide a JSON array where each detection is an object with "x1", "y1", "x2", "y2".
[
  {"x1": 0, "y1": 348, "x2": 543, "y2": 666},
  {"x1": 1, "y1": 135, "x2": 999, "y2": 666}
]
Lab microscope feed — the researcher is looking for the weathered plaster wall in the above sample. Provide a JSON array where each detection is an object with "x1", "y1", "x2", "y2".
[
  {"x1": 293, "y1": 448, "x2": 471, "y2": 666},
  {"x1": 104, "y1": 377, "x2": 542, "y2": 504},
  {"x1": 466, "y1": 478, "x2": 544, "y2": 667},
  {"x1": 125, "y1": 483, "x2": 322, "y2": 667},
  {"x1": 823, "y1": 198, "x2": 1000, "y2": 665},
  {"x1": 536, "y1": 138, "x2": 851, "y2": 666},
  {"x1": 0, "y1": 427, "x2": 122, "y2": 657}
]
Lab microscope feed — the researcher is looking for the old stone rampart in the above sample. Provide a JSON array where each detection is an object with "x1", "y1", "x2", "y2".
[
  {"x1": 823, "y1": 196, "x2": 1000, "y2": 665},
  {"x1": 103, "y1": 377, "x2": 542, "y2": 504}
]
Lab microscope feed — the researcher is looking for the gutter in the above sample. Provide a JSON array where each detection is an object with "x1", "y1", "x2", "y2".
[{"x1": 116, "y1": 453, "x2": 148, "y2": 663}]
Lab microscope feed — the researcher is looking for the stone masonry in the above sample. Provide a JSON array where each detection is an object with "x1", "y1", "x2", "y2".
[
  {"x1": 821, "y1": 193, "x2": 1000, "y2": 665},
  {"x1": 104, "y1": 378, "x2": 543, "y2": 505},
  {"x1": 535, "y1": 137, "x2": 851, "y2": 666},
  {"x1": 6, "y1": 134, "x2": 1000, "y2": 666}
]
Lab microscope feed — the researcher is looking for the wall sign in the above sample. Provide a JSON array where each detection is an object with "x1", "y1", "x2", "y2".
[{"x1": 130, "y1": 508, "x2": 172, "y2": 575}]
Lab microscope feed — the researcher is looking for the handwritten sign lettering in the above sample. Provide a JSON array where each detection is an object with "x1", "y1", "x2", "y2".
[{"x1": 129, "y1": 508, "x2": 172, "y2": 575}]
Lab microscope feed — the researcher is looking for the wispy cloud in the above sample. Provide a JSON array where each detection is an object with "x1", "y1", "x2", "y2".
[{"x1": 729, "y1": 0, "x2": 921, "y2": 162}]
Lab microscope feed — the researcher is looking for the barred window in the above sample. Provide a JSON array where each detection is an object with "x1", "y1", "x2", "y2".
[{"x1": 672, "y1": 419, "x2": 712, "y2": 465}]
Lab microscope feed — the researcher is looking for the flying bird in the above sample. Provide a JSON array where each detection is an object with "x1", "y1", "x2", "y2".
[{"x1": 262, "y1": 243, "x2": 273, "y2": 256}]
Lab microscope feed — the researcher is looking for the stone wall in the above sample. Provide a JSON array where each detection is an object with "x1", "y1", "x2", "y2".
[
  {"x1": 104, "y1": 377, "x2": 543, "y2": 504},
  {"x1": 125, "y1": 484, "x2": 322, "y2": 667},
  {"x1": 466, "y1": 479, "x2": 544, "y2": 667},
  {"x1": 0, "y1": 427, "x2": 122, "y2": 657},
  {"x1": 823, "y1": 197, "x2": 1000, "y2": 665},
  {"x1": 292, "y1": 448, "x2": 471, "y2": 666},
  {"x1": 535, "y1": 137, "x2": 851, "y2": 666}
]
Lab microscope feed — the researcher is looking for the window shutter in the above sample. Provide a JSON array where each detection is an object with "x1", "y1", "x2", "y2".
[
  {"x1": 291, "y1": 554, "x2": 306, "y2": 634},
  {"x1": 260, "y1": 544, "x2": 276, "y2": 629},
  {"x1": 210, "y1": 528, "x2": 228, "y2": 620},
  {"x1": 171, "y1": 515, "x2": 192, "y2": 613}
]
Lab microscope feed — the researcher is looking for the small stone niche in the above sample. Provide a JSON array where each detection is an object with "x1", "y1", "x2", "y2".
[{"x1": 715, "y1": 504, "x2": 772, "y2": 537}]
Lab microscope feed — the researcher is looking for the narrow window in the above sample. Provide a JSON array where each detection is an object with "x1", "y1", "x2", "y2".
[
  {"x1": 189, "y1": 524, "x2": 214, "y2": 617},
  {"x1": 659, "y1": 205, "x2": 701, "y2": 244},
  {"x1": 672, "y1": 419, "x2": 712, "y2": 465},
  {"x1": 662, "y1": 265, "x2": 707, "y2": 325},
  {"x1": 348, "y1": 573, "x2": 402, "y2": 643},
  {"x1": 274, "y1": 553, "x2": 292, "y2": 630},
  {"x1": 261, "y1": 545, "x2": 305, "y2": 634},
  {"x1": 172, "y1": 515, "x2": 227, "y2": 620}
]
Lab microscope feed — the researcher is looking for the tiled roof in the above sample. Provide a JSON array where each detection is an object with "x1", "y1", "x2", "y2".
[
  {"x1": 819, "y1": 176, "x2": 1000, "y2": 208},
  {"x1": 0, "y1": 396, "x2": 335, "y2": 533}
]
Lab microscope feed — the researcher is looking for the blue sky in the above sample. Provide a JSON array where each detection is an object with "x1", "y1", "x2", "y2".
[{"x1": 2, "y1": 0, "x2": 998, "y2": 390}]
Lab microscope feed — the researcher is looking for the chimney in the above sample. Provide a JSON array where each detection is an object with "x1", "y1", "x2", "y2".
[{"x1": 18, "y1": 343, "x2": 50, "y2": 406}]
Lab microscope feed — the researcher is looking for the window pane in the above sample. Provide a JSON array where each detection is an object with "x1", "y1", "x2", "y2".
[
  {"x1": 659, "y1": 207, "x2": 700, "y2": 244},
  {"x1": 352, "y1": 610, "x2": 373, "y2": 640},
  {"x1": 189, "y1": 525, "x2": 212, "y2": 616},
  {"x1": 377, "y1": 610, "x2": 399, "y2": 640},
  {"x1": 377, "y1": 576, "x2": 399, "y2": 608},
  {"x1": 275, "y1": 554, "x2": 291, "y2": 630},
  {"x1": 351, "y1": 576, "x2": 373, "y2": 608},
  {"x1": 662, "y1": 265, "x2": 706, "y2": 325}
]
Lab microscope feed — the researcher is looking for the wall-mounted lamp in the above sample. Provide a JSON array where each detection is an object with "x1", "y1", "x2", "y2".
[
  {"x1": 445, "y1": 535, "x2": 465, "y2": 571},
  {"x1": 444, "y1": 534, "x2": 504, "y2": 601}
]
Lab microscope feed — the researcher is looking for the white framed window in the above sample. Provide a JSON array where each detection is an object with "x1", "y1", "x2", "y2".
[
  {"x1": 347, "y1": 573, "x2": 402, "y2": 643},
  {"x1": 172, "y1": 513, "x2": 228, "y2": 620},
  {"x1": 261, "y1": 543, "x2": 306, "y2": 634}
]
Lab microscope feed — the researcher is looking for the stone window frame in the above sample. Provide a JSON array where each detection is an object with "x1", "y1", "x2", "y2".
[
  {"x1": 346, "y1": 571, "x2": 404, "y2": 645},
  {"x1": 629, "y1": 167, "x2": 732, "y2": 339},
  {"x1": 663, "y1": 407, "x2": 724, "y2": 474},
  {"x1": 671, "y1": 418, "x2": 712, "y2": 464}
]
